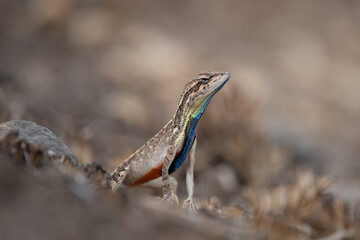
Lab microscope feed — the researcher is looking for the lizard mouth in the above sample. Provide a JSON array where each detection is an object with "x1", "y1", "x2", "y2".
[
  {"x1": 210, "y1": 72, "x2": 230, "y2": 94},
  {"x1": 190, "y1": 72, "x2": 230, "y2": 119}
]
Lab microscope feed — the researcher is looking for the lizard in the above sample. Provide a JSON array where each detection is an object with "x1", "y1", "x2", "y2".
[{"x1": 107, "y1": 71, "x2": 230, "y2": 210}]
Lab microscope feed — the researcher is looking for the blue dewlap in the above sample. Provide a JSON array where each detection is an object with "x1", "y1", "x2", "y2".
[
  {"x1": 168, "y1": 94, "x2": 215, "y2": 174},
  {"x1": 168, "y1": 117, "x2": 198, "y2": 174}
]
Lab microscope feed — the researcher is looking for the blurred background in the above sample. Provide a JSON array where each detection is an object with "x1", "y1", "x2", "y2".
[{"x1": 0, "y1": 0, "x2": 359, "y2": 207}]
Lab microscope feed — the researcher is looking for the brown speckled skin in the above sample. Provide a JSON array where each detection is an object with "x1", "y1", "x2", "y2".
[{"x1": 108, "y1": 71, "x2": 230, "y2": 209}]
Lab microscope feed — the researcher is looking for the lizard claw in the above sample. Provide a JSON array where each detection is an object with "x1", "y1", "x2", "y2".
[
  {"x1": 183, "y1": 197, "x2": 197, "y2": 211},
  {"x1": 162, "y1": 193, "x2": 179, "y2": 206}
]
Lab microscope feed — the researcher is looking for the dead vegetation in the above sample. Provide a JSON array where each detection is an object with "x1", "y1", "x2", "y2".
[{"x1": 0, "y1": 117, "x2": 359, "y2": 240}]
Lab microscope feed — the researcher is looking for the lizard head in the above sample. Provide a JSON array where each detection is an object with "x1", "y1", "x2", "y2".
[{"x1": 177, "y1": 71, "x2": 230, "y2": 123}]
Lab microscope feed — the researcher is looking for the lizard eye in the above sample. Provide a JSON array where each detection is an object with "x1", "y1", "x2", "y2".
[{"x1": 200, "y1": 77, "x2": 208, "y2": 80}]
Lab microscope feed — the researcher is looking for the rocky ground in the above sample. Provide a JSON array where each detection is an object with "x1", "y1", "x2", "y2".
[{"x1": 0, "y1": 1, "x2": 359, "y2": 239}]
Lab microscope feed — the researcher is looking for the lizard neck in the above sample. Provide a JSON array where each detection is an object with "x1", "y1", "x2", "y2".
[
  {"x1": 168, "y1": 96, "x2": 213, "y2": 174},
  {"x1": 174, "y1": 92, "x2": 215, "y2": 130}
]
